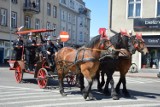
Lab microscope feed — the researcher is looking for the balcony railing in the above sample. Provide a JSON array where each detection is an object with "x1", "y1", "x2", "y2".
[
  {"x1": 23, "y1": 1, "x2": 40, "y2": 14},
  {"x1": 79, "y1": 8, "x2": 87, "y2": 15}
]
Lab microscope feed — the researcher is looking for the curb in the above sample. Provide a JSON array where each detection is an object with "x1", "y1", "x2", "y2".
[{"x1": 114, "y1": 72, "x2": 159, "y2": 78}]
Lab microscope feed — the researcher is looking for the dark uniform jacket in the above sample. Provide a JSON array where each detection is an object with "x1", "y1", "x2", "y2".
[
  {"x1": 45, "y1": 42, "x2": 58, "y2": 55},
  {"x1": 13, "y1": 39, "x2": 23, "y2": 50},
  {"x1": 25, "y1": 39, "x2": 37, "y2": 56}
]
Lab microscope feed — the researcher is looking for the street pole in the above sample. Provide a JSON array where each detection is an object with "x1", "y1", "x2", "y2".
[
  {"x1": 9, "y1": 0, "x2": 12, "y2": 60},
  {"x1": 158, "y1": 60, "x2": 160, "y2": 78}
]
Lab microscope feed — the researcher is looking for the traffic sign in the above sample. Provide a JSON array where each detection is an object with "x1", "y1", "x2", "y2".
[{"x1": 59, "y1": 31, "x2": 69, "y2": 42}]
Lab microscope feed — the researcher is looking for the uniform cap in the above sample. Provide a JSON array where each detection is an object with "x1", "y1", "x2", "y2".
[{"x1": 28, "y1": 32, "x2": 32, "y2": 36}]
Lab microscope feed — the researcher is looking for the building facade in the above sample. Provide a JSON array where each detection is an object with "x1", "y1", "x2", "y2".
[
  {"x1": 108, "y1": 0, "x2": 160, "y2": 70},
  {"x1": 0, "y1": 0, "x2": 91, "y2": 64},
  {"x1": 59, "y1": 0, "x2": 90, "y2": 46}
]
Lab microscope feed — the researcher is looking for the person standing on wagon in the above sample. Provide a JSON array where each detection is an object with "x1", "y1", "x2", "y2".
[
  {"x1": 25, "y1": 32, "x2": 36, "y2": 71},
  {"x1": 44, "y1": 36, "x2": 58, "y2": 71},
  {"x1": 12, "y1": 35, "x2": 24, "y2": 60}
]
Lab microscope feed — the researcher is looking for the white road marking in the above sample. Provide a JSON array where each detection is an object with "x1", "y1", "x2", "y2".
[{"x1": 24, "y1": 99, "x2": 157, "y2": 107}]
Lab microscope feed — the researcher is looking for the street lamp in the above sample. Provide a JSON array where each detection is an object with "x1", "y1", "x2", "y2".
[{"x1": 9, "y1": 0, "x2": 12, "y2": 60}]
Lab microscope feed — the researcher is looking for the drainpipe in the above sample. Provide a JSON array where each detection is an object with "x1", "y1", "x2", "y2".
[{"x1": 109, "y1": 0, "x2": 117, "y2": 34}]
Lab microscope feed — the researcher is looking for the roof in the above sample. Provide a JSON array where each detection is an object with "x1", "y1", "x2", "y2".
[{"x1": 16, "y1": 29, "x2": 54, "y2": 35}]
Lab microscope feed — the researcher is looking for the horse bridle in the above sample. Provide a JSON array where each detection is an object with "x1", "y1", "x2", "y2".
[
  {"x1": 132, "y1": 38, "x2": 146, "y2": 53},
  {"x1": 99, "y1": 39, "x2": 114, "y2": 53}
]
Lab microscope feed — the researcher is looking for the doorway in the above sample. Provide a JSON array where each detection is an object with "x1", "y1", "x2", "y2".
[{"x1": 0, "y1": 48, "x2": 4, "y2": 64}]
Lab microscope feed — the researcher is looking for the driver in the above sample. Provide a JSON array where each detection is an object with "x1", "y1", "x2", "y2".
[
  {"x1": 12, "y1": 35, "x2": 24, "y2": 60},
  {"x1": 43, "y1": 36, "x2": 58, "y2": 71}
]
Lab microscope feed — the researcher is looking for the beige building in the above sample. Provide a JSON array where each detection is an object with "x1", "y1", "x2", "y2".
[
  {"x1": 0, "y1": 0, "x2": 91, "y2": 64},
  {"x1": 108, "y1": 0, "x2": 160, "y2": 71},
  {"x1": 59, "y1": 0, "x2": 91, "y2": 46}
]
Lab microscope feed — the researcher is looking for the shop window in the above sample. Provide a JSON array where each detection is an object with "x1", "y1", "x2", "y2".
[
  {"x1": 128, "y1": 0, "x2": 141, "y2": 18},
  {"x1": 157, "y1": 0, "x2": 160, "y2": 16},
  {"x1": 0, "y1": 41, "x2": 4, "y2": 46}
]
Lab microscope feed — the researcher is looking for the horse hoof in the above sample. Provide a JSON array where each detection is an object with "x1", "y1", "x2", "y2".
[
  {"x1": 112, "y1": 95, "x2": 119, "y2": 100},
  {"x1": 88, "y1": 93, "x2": 96, "y2": 100},
  {"x1": 89, "y1": 96, "x2": 96, "y2": 100},
  {"x1": 82, "y1": 93, "x2": 88, "y2": 99},
  {"x1": 60, "y1": 92, "x2": 67, "y2": 96},
  {"x1": 61, "y1": 93, "x2": 67, "y2": 96}
]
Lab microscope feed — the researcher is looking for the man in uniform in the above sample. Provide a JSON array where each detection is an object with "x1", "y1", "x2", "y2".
[
  {"x1": 55, "y1": 37, "x2": 63, "y2": 50},
  {"x1": 25, "y1": 32, "x2": 36, "y2": 71},
  {"x1": 44, "y1": 36, "x2": 58, "y2": 71},
  {"x1": 12, "y1": 35, "x2": 24, "y2": 60}
]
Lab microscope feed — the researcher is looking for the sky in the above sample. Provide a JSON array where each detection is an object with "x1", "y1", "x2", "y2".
[{"x1": 84, "y1": 0, "x2": 109, "y2": 38}]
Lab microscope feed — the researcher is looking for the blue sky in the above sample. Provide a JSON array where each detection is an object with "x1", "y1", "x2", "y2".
[{"x1": 84, "y1": 0, "x2": 109, "y2": 38}]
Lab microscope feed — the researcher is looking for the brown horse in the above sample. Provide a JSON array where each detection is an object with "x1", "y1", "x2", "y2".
[
  {"x1": 115, "y1": 33, "x2": 149, "y2": 97},
  {"x1": 55, "y1": 29, "x2": 117, "y2": 100},
  {"x1": 97, "y1": 32, "x2": 149, "y2": 99}
]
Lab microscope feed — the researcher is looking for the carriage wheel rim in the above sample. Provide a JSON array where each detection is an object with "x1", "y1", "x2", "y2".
[
  {"x1": 37, "y1": 68, "x2": 48, "y2": 88},
  {"x1": 15, "y1": 65, "x2": 22, "y2": 83}
]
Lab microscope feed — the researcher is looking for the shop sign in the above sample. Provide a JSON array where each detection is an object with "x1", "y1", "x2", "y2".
[
  {"x1": 143, "y1": 36, "x2": 160, "y2": 47},
  {"x1": 134, "y1": 18, "x2": 160, "y2": 31}
]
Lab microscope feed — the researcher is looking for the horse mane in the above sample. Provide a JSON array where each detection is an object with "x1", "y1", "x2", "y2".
[
  {"x1": 85, "y1": 35, "x2": 100, "y2": 48},
  {"x1": 110, "y1": 33, "x2": 121, "y2": 49}
]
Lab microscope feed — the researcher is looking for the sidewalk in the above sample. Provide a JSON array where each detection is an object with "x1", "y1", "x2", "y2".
[
  {"x1": 114, "y1": 68, "x2": 160, "y2": 78},
  {"x1": 1, "y1": 65, "x2": 160, "y2": 78}
]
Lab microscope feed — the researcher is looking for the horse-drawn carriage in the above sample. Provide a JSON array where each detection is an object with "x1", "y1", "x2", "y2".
[{"x1": 8, "y1": 29, "x2": 76, "y2": 89}]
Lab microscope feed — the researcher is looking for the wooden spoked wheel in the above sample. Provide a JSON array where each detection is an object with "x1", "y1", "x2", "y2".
[
  {"x1": 37, "y1": 68, "x2": 48, "y2": 89},
  {"x1": 15, "y1": 64, "x2": 23, "y2": 83},
  {"x1": 66, "y1": 73, "x2": 77, "y2": 87}
]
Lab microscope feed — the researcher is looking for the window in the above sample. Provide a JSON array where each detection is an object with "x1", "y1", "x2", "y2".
[
  {"x1": 70, "y1": 0, "x2": 74, "y2": 9},
  {"x1": 35, "y1": 18, "x2": 40, "y2": 29},
  {"x1": 52, "y1": 24, "x2": 56, "y2": 37},
  {"x1": 53, "y1": 6, "x2": 57, "y2": 18},
  {"x1": 61, "y1": 0, "x2": 66, "y2": 4},
  {"x1": 68, "y1": 13, "x2": 71, "y2": 23},
  {"x1": 35, "y1": 0, "x2": 40, "y2": 11},
  {"x1": 12, "y1": 0, "x2": 17, "y2": 4},
  {"x1": 128, "y1": 0, "x2": 141, "y2": 18},
  {"x1": 80, "y1": 17, "x2": 83, "y2": 27},
  {"x1": 157, "y1": 0, "x2": 160, "y2": 16},
  {"x1": 25, "y1": 16, "x2": 31, "y2": 28},
  {"x1": 46, "y1": 22, "x2": 51, "y2": 35},
  {"x1": 0, "y1": 8, "x2": 7, "y2": 26},
  {"x1": 11, "y1": 12, "x2": 17, "y2": 28},
  {"x1": 72, "y1": 15, "x2": 76, "y2": 25},
  {"x1": 47, "y1": 3, "x2": 51, "y2": 16},
  {"x1": 61, "y1": 10, "x2": 66, "y2": 21}
]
